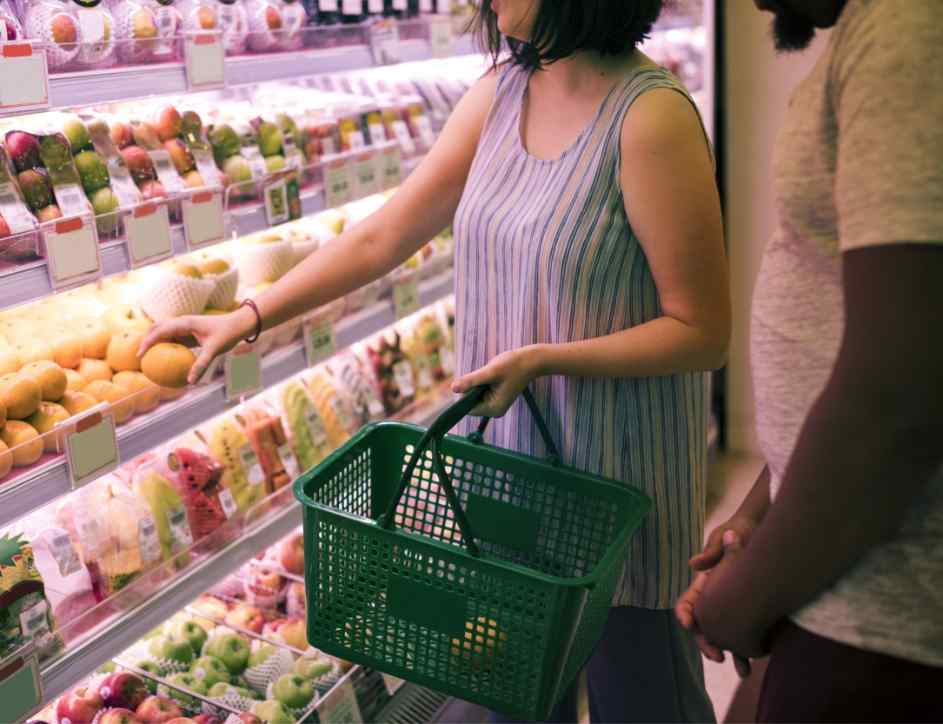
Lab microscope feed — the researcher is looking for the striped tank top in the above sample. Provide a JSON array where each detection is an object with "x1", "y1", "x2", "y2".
[{"x1": 453, "y1": 63, "x2": 709, "y2": 609}]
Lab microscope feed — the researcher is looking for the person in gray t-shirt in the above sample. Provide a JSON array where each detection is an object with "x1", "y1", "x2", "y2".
[{"x1": 676, "y1": 0, "x2": 943, "y2": 720}]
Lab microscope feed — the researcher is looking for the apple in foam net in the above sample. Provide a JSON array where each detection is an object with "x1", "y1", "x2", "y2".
[
  {"x1": 94, "y1": 671, "x2": 151, "y2": 710},
  {"x1": 190, "y1": 655, "x2": 231, "y2": 688},
  {"x1": 278, "y1": 533, "x2": 304, "y2": 575},
  {"x1": 135, "y1": 695, "x2": 183, "y2": 723},
  {"x1": 55, "y1": 685, "x2": 104, "y2": 724},
  {"x1": 273, "y1": 673, "x2": 315, "y2": 709},
  {"x1": 203, "y1": 632, "x2": 250, "y2": 675},
  {"x1": 94, "y1": 708, "x2": 142, "y2": 724},
  {"x1": 225, "y1": 603, "x2": 266, "y2": 633}
]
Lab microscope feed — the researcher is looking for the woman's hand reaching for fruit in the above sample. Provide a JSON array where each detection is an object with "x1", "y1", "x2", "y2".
[
  {"x1": 451, "y1": 345, "x2": 545, "y2": 417},
  {"x1": 138, "y1": 307, "x2": 256, "y2": 385}
]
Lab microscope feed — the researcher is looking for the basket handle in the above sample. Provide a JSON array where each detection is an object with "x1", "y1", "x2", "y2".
[{"x1": 469, "y1": 388, "x2": 561, "y2": 465}]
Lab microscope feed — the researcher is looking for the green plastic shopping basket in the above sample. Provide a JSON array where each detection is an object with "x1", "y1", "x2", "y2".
[{"x1": 293, "y1": 386, "x2": 651, "y2": 721}]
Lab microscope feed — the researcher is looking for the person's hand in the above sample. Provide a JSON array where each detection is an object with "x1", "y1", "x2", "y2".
[
  {"x1": 690, "y1": 513, "x2": 759, "y2": 572},
  {"x1": 451, "y1": 346, "x2": 544, "y2": 417},
  {"x1": 137, "y1": 311, "x2": 251, "y2": 385},
  {"x1": 676, "y1": 530, "x2": 752, "y2": 677}
]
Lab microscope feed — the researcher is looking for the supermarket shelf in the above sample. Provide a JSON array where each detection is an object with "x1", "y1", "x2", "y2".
[
  {"x1": 40, "y1": 499, "x2": 303, "y2": 702},
  {"x1": 42, "y1": 35, "x2": 474, "y2": 114},
  {"x1": 0, "y1": 270, "x2": 454, "y2": 528},
  {"x1": 0, "y1": 155, "x2": 424, "y2": 312}
]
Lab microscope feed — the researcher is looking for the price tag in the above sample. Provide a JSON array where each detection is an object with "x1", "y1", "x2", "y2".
[
  {"x1": 319, "y1": 678, "x2": 362, "y2": 724},
  {"x1": 331, "y1": 396, "x2": 355, "y2": 433},
  {"x1": 54, "y1": 183, "x2": 91, "y2": 218},
  {"x1": 138, "y1": 517, "x2": 162, "y2": 564},
  {"x1": 184, "y1": 32, "x2": 225, "y2": 90},
  {"x1": 64, "y1": 409, "x2": 119, "y2": 490},
  {"x1": 77, "y1": 7, "x2": 106, "y2": 43},
  {"x1": 391, "y1": 120, "x2": 416, "y2": 157},
  {"x1": 440, "y1": 346, "x2": 454, "y2": 376},
  {"x1": 44, "y1": 215, "x2": 101, "y2": 289},
  {"x1": 419, "y1": 0, "x2": 433, "y2": 10},
  {"x1": 305, "y1": 408, "x2": 329, "y2": 449},
  {"x1": 414, "y1": 114, "x2": 436, "y2": 150},
  {"x1": 319, "y1": 0, "x2": 339, "y2": 9},
  {"x1": 244, "y1": 146, "x2": 268, "y2": 181},
  {"x1": 367, "y1": 18, "x2": 400, "y2": 65},
  {"x1": 0, "y1": 43, "x2": 49, "y2": 112},
  {"x1": 218, "y1": 488, "x2": 238, "y2": 518},
  {"x1": 0, "y1": 182, "x2": 37, "y2": 234},
  {"x1": 0, "y1": 653, "x2": 42, "y2": 723},
  {"x1": 168, "y1": 506, "x2": 194, "y2": 547},
  {"x1": 126, "y1": 202, "x2": 173, "y2": 267},
  {"x1": 183, "y1": 189, "x2": 226, "y2": 249},
  {"x1": 367, "y1": 396, "x2": 385, "y2": 419},
  {"x1": 342, "y1": 0, "x2": 361, "y2": 14},
  {"x1": 393, "y1": 278, "x2": 420, "y2": 319},
  {"x1": 225, "y1": 350, "x2": 262, "y2": 401},
  {"x1": 241, "y1": 445, "x2": 265, "y2": 487},
  {"x1": 304, "y1": 318, "x2": 336, "y2": 366},
  {"x1": 19, "y1": 601, "x2": 50, "y2": 640},
  {"x1": 279, "y1": 444, "x2": 300, "y2": 480},
  {"x1": 353, "y1": 151, "x2": 380, "y2": 199},
  {"x1": 263, "y1": 176, "x2": 290, "y2": 226},
  {"x1": 323, "y1": 157, "x2": 353, "y2": 208},
  {"x1": 393, "y1": 360, "x2": 416, "y2": 398},
  {"x1": 393, "y1": 0, "x2": 407, "y2": 9},
  {"x1": 381, "y1": 673, "x2": 404, "y2": 696},
  {"x1": 49, "y1": 531, "x2": 82, "y2": 577},
  {"x1": 378, "y1": 145, "x2": 402, "y2": 190},
  {"x1": 149, "y1": 150, "x2": 186, "y2": 193},
  {"x1": 429, "y1": 15, "x2": 453, "y2": 57}
]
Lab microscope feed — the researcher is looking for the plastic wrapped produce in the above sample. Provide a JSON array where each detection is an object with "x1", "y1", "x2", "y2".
[
  {"x1": 21, "y1": 0, "x2": 82, "y2": 70},
  {"x1": 366, "y1": 331, "x2": 415, "y2": 414},
  {"x1": 304, "y1": 368, "x2": 358, "y2": 446},
  {"x1": 207, "y1": 416, "x2": 268, "y2": 513},
  {"x1": 166, "y1": 445, "x2": 232, "y2": 538},
  {"x1": 141, "y1": 0, "x2": 183, "y2": 61},
  {"x1": 0, "y1": 146, "x2": 40, "y2": 259},
  {"x1": 62, "y1": 115, "x2": 125, "y2": 237},
  {"x1": 130, "y1": 462, "x2": 195, "y2": 565},
  {"x1": 108, "y1": 0, "x2": 160, "y2": 64},
  {"x1": 329, "y1": 350, "x2": 385, "y2": 426},
  {"x1": 0, "y1": 0, "x2": 24, "y2": 41},
  {"x1": 241, "y1": 408, "x2": 295, "y2": 492},
  {"x1": 215, "y1": 0, "x2": 248, "y2": 54},
  {"x1": 244, "y1": 0, "x2": 282, "y2": 52},
  {"x1": 276, "y1": 0, "x2": 304, "y2": 48},
  {"x1": 0, "y1": 532, "x2": 60, "y2": 662},
  {"x1": 71, "y1": 0, "x2": 116, "y2": 68},
  {"x1": 24, "y1": 521, "x2": 98, "y2": 625},
  {"x1": 174, "y1": 0, "x2": 217, "y2": 33},
  {"x1": 280, "y1": 379, "x2": 331, "y2": 471}
]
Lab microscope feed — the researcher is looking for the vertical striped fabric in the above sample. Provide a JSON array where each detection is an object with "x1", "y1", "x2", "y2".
[{"x1": 452, "y1": 63, "x2": 709, "y2": 609}]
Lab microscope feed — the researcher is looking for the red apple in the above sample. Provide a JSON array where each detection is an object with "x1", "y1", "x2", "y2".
[
  {"x1": 95, "y1": 708, "x2": 143, "y2": 724},
  {"x1": 110, "y1": 122, "x2": 133, "y2": 149},
  {"x1": 95, "y1": 672, "x2": 150, "y2": 710},
  {"x1": 120, "y1": 146, "x2": 156, "y2": 183},
  {"x1": 1, "y1": 18, "x2": 18, "y2": 41},
  {"x1": 134, "y1": 696, "x2": 183, "y2": 724},
  {"x1": 224, "y1": 604, "x2": 265, "y2": 634},
  {"x1": 6, "y1": 131, "x2": 40, "y2": 172},
  {"x1": 56, "y1": 686, "x2": 104, "y2": 724},
  {"x1": 278, "y1": 533, "x2": 304, "y2": 575},
  {"x1": 0, "y1": 214, "x2": 10, "y2": 237},
  {"x1": 155, "y1": 107, "x2": 183, "y2": 142}
]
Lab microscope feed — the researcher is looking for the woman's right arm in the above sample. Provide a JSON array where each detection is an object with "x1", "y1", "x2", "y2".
[{"x1": 139, "y1": 72, "x2": 498, "y2": 382}]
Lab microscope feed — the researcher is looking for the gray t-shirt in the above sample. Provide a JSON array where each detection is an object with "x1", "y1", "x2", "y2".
[{"x1": 751, "y1": 0, "x2": 943, "y2": 666}]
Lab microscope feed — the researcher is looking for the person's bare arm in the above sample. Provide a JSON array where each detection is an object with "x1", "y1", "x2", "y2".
[{"x1": 140, "y1": 72, "x2": 498, "y2": 382}]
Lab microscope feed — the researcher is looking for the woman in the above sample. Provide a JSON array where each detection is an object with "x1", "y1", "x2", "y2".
[{"x1": 140, "y1": 1, "x2": 728, "y2": 720}]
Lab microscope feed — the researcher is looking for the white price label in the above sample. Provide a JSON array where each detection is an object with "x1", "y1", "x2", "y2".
[
  {"x1": 393, "y1": 278, "x2": 420, "y2": 319},
  {"x1": 331, "y1": 396, "x2": 355, "y2": 433},
  {"x1": 149, "y1": 150, "x2": 186, "y2": 193},
  {"x1": 19, "y1": 601, "x2": 49, "y2": 640},
  {"x1": 305, "y1": 409, "x2": 328, "y2": 449},
  {"x1": 168, "y1": 506, "x2": 194, "y2": 547},
  {"x1": 378, "y1": 145, "x2": 402, "y2": 189},
  {"x1": 319, "y1": 678, "x2": 362, "y2": 724},
  {"x1": 393, "y1": 0, "x2": 407, "y2": 9},
  {"x1": 225, "y1": 350, "x2": 262, "y2": 401},
  {"x1": 138, "y1": 516, "x2": 162, "y2": 563},
  {"x1": 368, "y1": 0, "x2": 382, "y2": 11},
  {"x1": 342, "y1": 0, "x2": 361, "y2": 14},
  {"x1": 0, "y1": 43, "x2": 49, "y2": 112},
  {"x1": 391, "y1": 120, "x2": 416, "y2": 156},
  {"x1": 353, "y1": 152, "x2": 380, "y2": 198},
  {"x1": 263, "y1": 176, "x2": 290, "y2": 226},
  {"x1": 429, "y1": 15, "x2": 453, "y2": 58},
  {"x1": 241, "y1": 445, "x2": 265, "y2": 487},
  {"x1": 279, "y1": 444, "x2": 300, "y2": 480},
  {"x1": 368, "y1": 18, "x2": 399, "y2": 65},
  {"x1": 304, "y1": 318, "x2": 336, "y2": 366},
  {"x1": 419, "y1": 0, "x2": 433, "y2": 10},
  {"x1": 77, "y1": 7, "x2": 106, "y2": 43},
  {"x1": 319, "y1": 0, "x2": 339, "y2": 9},
  {"x1": 393, "y1": 360, "x2": 416, "y2": 399},
  {"x1": 49, "y1": 532, "x2": 82, "y2": 577},
  {"x1": 0, "y1": 182, "x2": 35, "y2": 233},
  {"x1": 368, "y1": 396, "x2": 385, "y2": 418},
  {"x1": 126, "y1": 202, "x2": 173, "y2": 267},
  {"x1": 184, "y1": 33, "x2": 225, "y2": 90},
  {"x1": 218, "y1": 488, "x2": 238, "y2": 518},
  {"x1": 183, "y1": 190, "x2": 226, "y2": 249},
  {"x1": 64, "y1": 409, "x2": 119, "y2": 489},
  {"x1": 53, "y1": 183, "x2": 90, "y2": 219},
  {"x1": 324, "y1": 158, "x2": 353, "y2": 208}
]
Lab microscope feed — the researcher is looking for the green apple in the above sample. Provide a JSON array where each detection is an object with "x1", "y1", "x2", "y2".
[
  {"x1": 149, "y1": 634, "x2": 195, "y2": 665},
  {"x1": 164, "y1": 672, "x2": 207, "y2": 708},
  {"x1": 264, "y1": 154, "x2": 286, "y2": 173},
  {"x1": 204, "y1": 633, "x2": 250, "y2": 675},
  {"x1": 142, "y1": 624, "x2": 164, "y2": 640},
  {"x1": 257, "y1": 122, "x2": 284, "y2": 157},
  {"x1": 253, "y1": 700, "x2": 294, "y2": 724},
  {"x1": 293, "y1": 655, "x2": 332, "y2": 681},
  {"x1": 272, "y1": 674, "x2": 314, "y2": 710},
  {"x1": 135, "y1": 660, "x2": 161, "y2": 693},
  {"x1": 190, "y1": 655, "x2": 230, "y2": 688},
  {"x1": 170, "y1": 619, "x2": 208, "y2": 655},
  {"x1": 208, "y1": 682, "x2": 259, "y2": 700},
  {"x1": 247, "y1": 644, "x2": 279, "y2": 669}
]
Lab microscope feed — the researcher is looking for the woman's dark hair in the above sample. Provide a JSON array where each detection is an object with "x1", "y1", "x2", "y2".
[{"x1": 471, "y1": 0, "x2": 664, "y2": 70}]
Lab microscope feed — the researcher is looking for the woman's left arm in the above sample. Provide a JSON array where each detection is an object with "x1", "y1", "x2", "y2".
[{"x1": 454, "y1": 88, "x2": 730, "y2": 415}]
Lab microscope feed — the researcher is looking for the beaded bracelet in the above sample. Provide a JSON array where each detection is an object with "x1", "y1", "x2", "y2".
[{"x1": 240, "y1": 298, "x2": 262, "y2": 343}]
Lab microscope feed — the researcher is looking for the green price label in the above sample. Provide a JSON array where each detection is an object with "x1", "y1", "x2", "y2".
[
  {"x1": 66, "y1": 412, "x2": 120, "y2": 489},
  {"x1": 304, "y1": 318, "x2": 336, "y2": 366},
  {"x1": 225, "y1": 350, "x2": 262, "y2": 401},
  {"x1": 393, "y1": 279, "x2": 421, "y2": 319}
]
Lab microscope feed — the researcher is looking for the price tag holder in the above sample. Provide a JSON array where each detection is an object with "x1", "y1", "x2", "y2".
[
  {"x1": 218, "y1": 488, "x2": 238, "y2": 519},
  {"x1": 393, "y1": 278, "x2": 420, "y2": 319},
  {"x1": 183, "y1": 189, "x2": 226, "y2": 250},
  {"x1": 44, "y1": 215, "x2": 102, "y2": 290},
  {"x1": 0, "y1": 651, "x2": 42, "y2": 724},
  {"x1": 63, "y1": 407, "x2": 120, "y2": 490},
  {"x1": 367, "y1": 18, "x2": 400, "y2": 65},
  {"x1": 378, "y1": 144, "x2": 402, "y2": 190},
  {"x1": 184, "y1": 32, "x2": 225, "y2": 90},
  {"x1": 353, "y1": 150, "x2": 380, "y2": 199},
  {"x1": 263, "y1": 175, "x2": 290, "y2": 226},
  {"x1": 429, "y1": 15, "x2": 453, "y2": 58},
  {"x1": 319, "y1": 678, "x2": 363, "y2": 724},
  {"x1": 304, "y1": 317, "x2": 336, "y2": 366},
  {"x1": 225, "y1": 350, "x2": 262, "y2": 401},
  {"x1": 323, "y1": 156, "x2": 353, "y2": 209},
  {"x1": 279, "y1": 444, "x2": 300, "y2": 480},
  {"x1": 126, "y1": 201, "x2": 173, "y2": 267},
  {"x1": 0, "y1": 43, "x2": 49, "y2": 112}
]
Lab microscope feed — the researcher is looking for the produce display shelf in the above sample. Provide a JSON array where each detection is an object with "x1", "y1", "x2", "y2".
[
  {"x1": 0, "y1": 269, "x2": 454, "y2": 528},
  {"x1": 39, "y1": 35, "x2": 475, "y2": 115},
  {"x1": 0, "y1": 155, "x2": 425, "y2": 312},
  {"x1": 38, "y1": 389, "x2": 454, "y2": 704}
]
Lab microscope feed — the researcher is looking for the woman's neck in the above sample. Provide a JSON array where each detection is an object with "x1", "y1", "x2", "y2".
[{"x1": 535, "y1": 50, "x2": 649, "y2": 95}]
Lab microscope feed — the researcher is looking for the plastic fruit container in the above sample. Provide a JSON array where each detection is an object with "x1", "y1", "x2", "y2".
[{"x1": 243, "y1": 0, "x2": 282, "y2": 52}]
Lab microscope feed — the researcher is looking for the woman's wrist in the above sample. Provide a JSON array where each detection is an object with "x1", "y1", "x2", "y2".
[
  {"x1": 232, "y1": 303, "x2": 261, "y2": 342},
  {"x1": 523, "y1": 343, "x2": 552, "y2": 378}
]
